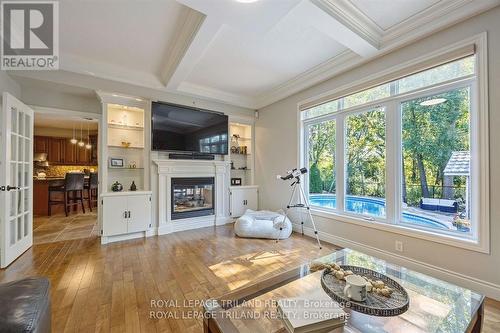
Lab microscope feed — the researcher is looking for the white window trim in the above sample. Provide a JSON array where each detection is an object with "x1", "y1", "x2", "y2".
[{"x1": 298, "y1": 33, "x2": 489, "y2": 254}]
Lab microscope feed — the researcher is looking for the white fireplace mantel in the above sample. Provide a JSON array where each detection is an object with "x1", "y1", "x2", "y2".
[{"x1": 153, "y1": 159, "x2": 231, "y2": 235}]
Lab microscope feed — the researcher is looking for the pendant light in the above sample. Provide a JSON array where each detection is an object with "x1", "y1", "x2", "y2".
[
  {"x1": 70, "y1": 121, "x2": 78, "y2": 144},
  {"x1": 85, "y1": 122, "x2": 92, "y2": 150},
  {"x1": 78, "y1": 122, "x2": 85, "y2": 147}
]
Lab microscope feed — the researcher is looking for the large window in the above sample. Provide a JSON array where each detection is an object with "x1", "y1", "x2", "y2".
[{"x1": 301, "y1": 47, "x2": 488, "y2": 249}]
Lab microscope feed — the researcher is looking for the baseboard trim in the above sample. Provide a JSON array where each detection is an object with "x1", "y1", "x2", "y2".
[
  {"x1": 156, "y1": 216, "x2": 232, "y2": 235},
  {"x1": 101, "y1": 231, "x2": 148, "y2": 245},
  {"x1": 292, "y1": 223, "x2": 500, "y2": 301}
]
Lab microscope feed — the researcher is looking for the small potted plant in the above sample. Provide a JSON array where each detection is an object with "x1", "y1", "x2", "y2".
[{"x1": 453, "y1": 215, "x2": 471, "y2": 232}]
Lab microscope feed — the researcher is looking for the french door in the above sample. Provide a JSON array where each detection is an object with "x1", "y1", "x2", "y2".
[{"x1": 0, "y1": 92, "x2": 34, "y2": 268}]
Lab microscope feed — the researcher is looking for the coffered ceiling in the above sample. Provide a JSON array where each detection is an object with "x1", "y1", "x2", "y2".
[{"x1": 10, "y1": 0, "x2": 500, "y2": 109}]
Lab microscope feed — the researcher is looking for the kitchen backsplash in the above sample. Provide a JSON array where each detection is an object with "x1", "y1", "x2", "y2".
[{"x1": 41, "y1": 165, "x2": 98, "y2": 177}]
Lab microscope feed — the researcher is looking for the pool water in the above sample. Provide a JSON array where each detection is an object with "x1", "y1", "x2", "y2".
[{"x1": 309, "y1": 195, "x2": 449, "y2": 230}]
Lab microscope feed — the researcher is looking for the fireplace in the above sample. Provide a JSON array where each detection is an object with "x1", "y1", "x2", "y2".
[{"x1": 171, "y1": 177, "x2": 215, "y2": 220}]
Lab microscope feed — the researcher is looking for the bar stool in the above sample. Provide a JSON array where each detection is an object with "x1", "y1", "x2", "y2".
[
  {"x1": 84, "y1": 172, "x2": 98, "y2": 211},
  {"x1": 48, "y1": 173, "x2": 86, "y2": 216}
]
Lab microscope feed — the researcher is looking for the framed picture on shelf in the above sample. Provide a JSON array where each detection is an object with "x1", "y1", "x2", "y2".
[
  {"x1": 109, "y1": 158, "x2": 124, "y2": 168},
  {"x1": 231, "y1": 178, "x2": 242, "y2": 186}
]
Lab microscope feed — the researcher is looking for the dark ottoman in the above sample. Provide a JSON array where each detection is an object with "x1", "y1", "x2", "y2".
[{"x1": 0, "y1": 277, "x2": 51, "y2": 333}]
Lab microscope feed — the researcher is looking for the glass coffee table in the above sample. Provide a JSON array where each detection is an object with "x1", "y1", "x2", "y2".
[{"x1": 203, "y1": 249, "x2": 484, "y2": 333}]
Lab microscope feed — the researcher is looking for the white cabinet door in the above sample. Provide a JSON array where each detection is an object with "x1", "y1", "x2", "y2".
[
  {"x1": 230, "y1": 188, "x2": 246, "y2": 217},
  {"x1": 245, "y1": 188, "x2": 258, "y2": 211},
  {"x1": 230, "y1": 187, "x2": 258, "y2": 217},
  {"x1": 102, "y1": 196, "x2": 127, "y2": 236},
  {"x1": 127, "y1": 194, "x2": 151, "y2": 233}
]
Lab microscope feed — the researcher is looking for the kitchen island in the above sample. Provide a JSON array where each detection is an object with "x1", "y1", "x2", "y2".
[{"x1": 33, "y1": 176, "x2": 89, "y2": 216}]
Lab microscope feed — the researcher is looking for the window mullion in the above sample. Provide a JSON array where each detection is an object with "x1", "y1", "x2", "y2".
[
  {"x1": 385, "y1": 101, "x2": 399, "y2": 225},
  {"x1": 336, "y1": 114, "x2": 345, "y2": 212}
]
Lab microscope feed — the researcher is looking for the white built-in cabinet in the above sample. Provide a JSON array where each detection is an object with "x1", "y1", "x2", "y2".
[
  {"x1": 228, "y1": 119, "x2": 258, "y2": 217},
  {"x1": 97, "y1": 92, "x2": 152, "y2": 244},
  {"x1": 102, "y1": 192, "x2": 152, "y2": 236},
  {"x1": 230, "y1": 185, "x2": 258, "y2": 217}
]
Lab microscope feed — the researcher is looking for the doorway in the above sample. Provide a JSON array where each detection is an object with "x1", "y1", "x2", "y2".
[{"x1": 32, "y1": 107, "x2": 100, "y2": 244}]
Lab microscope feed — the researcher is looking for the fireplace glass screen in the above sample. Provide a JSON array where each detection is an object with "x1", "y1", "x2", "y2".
[{"x1": 171, "y1": 177, "x2": 214, "y2": 220}]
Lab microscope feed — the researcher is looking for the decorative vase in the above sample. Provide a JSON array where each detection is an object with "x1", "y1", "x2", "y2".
[
  {"x1": 111, "y1": 181, "x2": 123, "y2": 192},
  {"x1": 130, "y1": 181, "x2": 137, "y2": 191}
]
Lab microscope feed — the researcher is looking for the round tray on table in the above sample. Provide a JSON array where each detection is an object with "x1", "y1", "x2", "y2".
[{"x1": 320, "y1": 265, "x2": 409, "y2": 317}]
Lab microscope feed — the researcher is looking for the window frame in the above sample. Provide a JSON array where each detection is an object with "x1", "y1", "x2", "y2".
[{"x1": 299, "y1": 34, "x2": 489, "y2": 253}]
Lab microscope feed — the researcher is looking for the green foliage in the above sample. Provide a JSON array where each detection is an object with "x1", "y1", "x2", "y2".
[
  {"x1": 402, "y1": 87, "x2": 470, "y2": 206},
  {"x1": 309, "y1": 164, "x2": 322, "y2": 193},
  {"x1": 346, "y1": 108, "x2": 386, "y2": 198},
  {"x1": 308, "y1": 120, "x2": 336, "y2": 194}
]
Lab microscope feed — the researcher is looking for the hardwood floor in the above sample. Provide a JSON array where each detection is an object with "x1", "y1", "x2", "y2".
[
  {"x1": 0, "y1": 224, "x2": 499, "y2": 332},
  {"x1": 34, "y1": 212, "x2": 98, "y2": 245}
]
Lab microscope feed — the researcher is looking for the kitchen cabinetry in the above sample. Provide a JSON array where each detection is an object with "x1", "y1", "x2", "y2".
[
  {"x1": 64, "y1": 140, "x2": 77, "y2": 164},
  {"x1": 34, "y1": 135, "x2": 96, "y2": 165},
  {"x1": 101, "y1": 192, "x2": 152, "y2": 237},
  {"x1": 230, "y1": 186, "x2": 258, "y2": 217},
  {"x1": 48, "y1": 138, "x2": 65, "y2": 163},
  {"x1": 34, "y1": 136, "x2": 49, "y2": 154}
]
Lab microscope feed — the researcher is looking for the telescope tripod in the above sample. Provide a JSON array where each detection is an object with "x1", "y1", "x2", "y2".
[{"x1": 278, "y1": 177, "x2": 322, "y2": 249}]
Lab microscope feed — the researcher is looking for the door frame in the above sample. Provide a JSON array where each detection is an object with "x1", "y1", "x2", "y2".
[{"x1": 32, "y1": 105, "x2": 103, "y2": 235}]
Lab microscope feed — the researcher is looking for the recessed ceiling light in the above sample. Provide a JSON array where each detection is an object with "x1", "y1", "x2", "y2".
[
  {"x1": 235, "y1": 0, "x2": 260, "y2": 3},
  {"x1": 420, "y1": 98, "x2": 447, "y2": 106}
]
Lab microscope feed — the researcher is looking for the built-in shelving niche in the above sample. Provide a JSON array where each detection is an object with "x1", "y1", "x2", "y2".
[
  {"x1": 104, "y1": 103, "x2": 148, "y2": 192},
  {"x1": 229, "y1": 122, "x2": 253, "y2": 186}
]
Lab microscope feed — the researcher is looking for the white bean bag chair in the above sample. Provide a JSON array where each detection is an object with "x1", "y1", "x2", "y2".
[{"x1": 234, "y1": 209, "x2": 292, "y2": 240}]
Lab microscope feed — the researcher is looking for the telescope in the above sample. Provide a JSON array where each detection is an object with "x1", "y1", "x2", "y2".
[
  {"x1": 277, "y1": 167, "x2": 308, "y2": 181},
  {"x1": 276, "y1": 166, "x2": 321, "y2": 249}
]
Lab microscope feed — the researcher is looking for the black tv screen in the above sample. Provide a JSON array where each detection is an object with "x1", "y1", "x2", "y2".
[{"x1": 151, "y1": 101, "x2": 228, "y2": 154}]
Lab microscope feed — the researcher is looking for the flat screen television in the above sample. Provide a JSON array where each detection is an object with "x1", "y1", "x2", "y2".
[{"x1": 151, "y1": 101, "x2": 229, "y2": 155}]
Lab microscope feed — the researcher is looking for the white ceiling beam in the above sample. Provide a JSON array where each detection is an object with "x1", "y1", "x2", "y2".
[
  {"x1": 158, "y1": 6, "x2": 205, "y2": 87},
  {"x1": 309, "y1": 0, "x2": 381, "y2": 57},
  {"x1": 165, "y1": 17, "x2": 223, "y2": 91}
]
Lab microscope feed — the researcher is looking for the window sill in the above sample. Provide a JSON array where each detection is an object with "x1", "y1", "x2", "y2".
[{"x1": 310, "y1": 207, "x2": 489, "y2": 254}]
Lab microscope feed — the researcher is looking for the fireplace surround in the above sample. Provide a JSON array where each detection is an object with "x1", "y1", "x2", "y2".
[
  {"x1": 154, "y1": 159, "x2": 231, "y2": 235},
  {"x1": 171, "y1": 177, "x2": 215, "y2": 220}
]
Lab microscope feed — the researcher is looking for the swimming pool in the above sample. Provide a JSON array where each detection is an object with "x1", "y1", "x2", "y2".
[{"x1": 309, "y1": 195, "x2": 450, "y2": 230}]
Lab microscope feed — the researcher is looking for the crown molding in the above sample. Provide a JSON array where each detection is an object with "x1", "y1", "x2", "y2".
[
  {"x1": 311, "y1": 0, "x2": 383, "y2": 50},
  {"x1": 159, "y1": 6, "x2": 205, "y2": 86},
  {"x1": 381, "y1": 0, "x2": 500, "y2": 47}
]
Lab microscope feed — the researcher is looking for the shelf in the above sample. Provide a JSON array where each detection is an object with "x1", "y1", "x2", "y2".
[
  {"x1": 108, "y1": 145, "x2": 144, "y2": 149},
  {"x1": 231, "y1": 153, "x2": 251, "y2": 156},
  {"x1": 108, "y1": 123, "x2": 144, "y2": 131},
  {"x1": 108, "y1": 167, "x2": 144, "y2": 170},
  {"x1": 231, "y1": 169, "x2": 252, "y2": 171}
]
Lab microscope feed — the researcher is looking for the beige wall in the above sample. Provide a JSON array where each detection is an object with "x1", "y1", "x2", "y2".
[
  {"x1": 256, "y1": 7, "x2": 500, "y2": 299},
  {"x1": 0, "y1": 72, "x2": 21, "y2": 98},
  {"x1": 21, "y1": 85, "x2": 101, "y2": 113}
]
